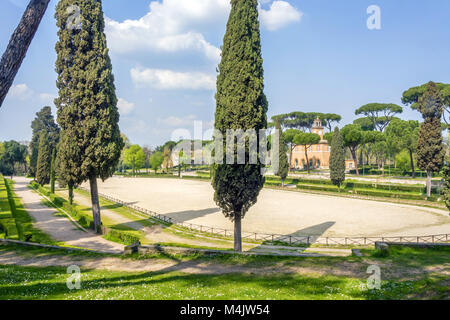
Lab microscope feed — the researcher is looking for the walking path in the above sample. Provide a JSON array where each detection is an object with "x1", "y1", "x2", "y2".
[{"x1": 12, "y1": 177, "x2": 123, "y2": 254}]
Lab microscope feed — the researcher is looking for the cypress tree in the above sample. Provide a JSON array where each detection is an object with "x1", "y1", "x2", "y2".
[
  {"x1": 36, "y1": 131, "x2": 51, "y2": 186},
  {"x1": 56, "y1": 132, "x2": 83, "y2": 205},
  {"x1": 329, "y1": 127, "x2": 346, "y2": 189},
  {"x1": 274, "y1": 120, "x2": 288, "y2": 186},
  {"x1": 55, "y1": 0, "x2": 124, "y2": 232},
  {"x1": 30, "y1": 106, "x2": 59, "y2": 177},
  {"x1": 443, "y1": 158, "x2": 450, "y2": 211},
  {"x1": 212, "y1": 0, "x2": 268, "y2": 252},
  {"x1": 416, "y1": 82, "x2": 445, "y2": 197},
  {"x1": 50, "y1": 149, "x2": 56, "y2": 194}
]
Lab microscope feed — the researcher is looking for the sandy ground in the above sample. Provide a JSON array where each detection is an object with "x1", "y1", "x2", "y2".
[
  {"x1": 81, "y1": 177, "x2": 450, "y2": 238},
  {"x1": 13, "y1": 177, "x2": 124, "y2": 254}
]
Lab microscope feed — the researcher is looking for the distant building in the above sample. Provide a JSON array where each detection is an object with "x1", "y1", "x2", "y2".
[{"x1": 290, "y1": 118, "x2": 356, "y2": 170}]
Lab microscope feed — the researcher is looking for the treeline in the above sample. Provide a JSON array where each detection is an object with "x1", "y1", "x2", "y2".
[{"x1": 271, "y1": 82, "x2": 449, "y2": 200}]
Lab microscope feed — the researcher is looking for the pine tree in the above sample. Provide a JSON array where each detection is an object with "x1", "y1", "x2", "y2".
[
  {"x1": 416, "y1": 82, "x2": 445, "y2": 197},
  {"x1": 329, "y1": 127, "x2": 346, "y2": 188},
  {"x1": 274, "y1": 120, "x2": 288, "y2": 186},
  {"x1": 212, "y1": 0, "x2": 268, "y2": 252},
  {"x1": 55, "y1": 0, "x2": 124, "y2": 232},
  {"x1": 50, "y1": 149, "x2": 56, "y2": 194},
  {"x1": 36, "y1": 131, "x2": 51, "y2": 186},
  {"x1": 0, "y1": 0, "x2": 50, "y2": 107}
]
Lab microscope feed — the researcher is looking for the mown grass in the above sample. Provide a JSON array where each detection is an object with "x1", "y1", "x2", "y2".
[
  {"x1": 0, "y1": 244, "x2": 448, "y2": 300},
  {"x1": 30, "y1": 182, "x2": 143, "y2": 245},
  {"x1": 0, "y1": 175, "x2": 19, "y2": 239},
  {"x1": 3, "y1": 178, "x2": 55, "y2": 244}
]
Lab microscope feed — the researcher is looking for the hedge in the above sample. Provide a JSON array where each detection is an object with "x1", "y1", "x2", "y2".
[
  {"x1": 353, "y1": 188, "x2": 424, "y2": 201},
  {"x1": 30, "y1": 181, "x2": 145, "y2": 245},
  {"x1": 104, "y1": 229, "x2": 140, "y2": 246},
  {"x1": 296, "y1": 183, "x2": 340, "y2": 192}
]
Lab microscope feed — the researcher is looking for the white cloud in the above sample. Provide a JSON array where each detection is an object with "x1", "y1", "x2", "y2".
[
  {"x1": 130, "y1": 68, "x2": 215, "y2": 90},
  {"x1": 39, "y1": 93, "x2": 56, "y2": 104},
  {"x1": 8, "y1": 84, "x2": 34, "y2": 100},
  {"x1": 105, "y1": 0, "x2": 302, "y2": 62},
  {"x1": 105, "y1": 0, "x2": 230, "y2": 62},
  {"x1": 117, "y1": 98, "x2": 135, "y2": 115},
  {"x1": 157, "y1": 114, "x2": 197, "y2": 127},
  {"x1": 259, "y1": 1, "x2": 302, "y2": 31}
]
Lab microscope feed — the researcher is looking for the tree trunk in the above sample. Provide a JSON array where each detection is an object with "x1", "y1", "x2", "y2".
[
  {"x1": 68, "y1": 183, "x2": 74, "y2": 206},
  {"x1": 351, "y1": 148, "x2": 359, "y2": 175},
  {"x1": 0, "y1": 0, "x2": 50, "y2": 107},
  {"x1": 426, "y1": 170, "x2": 432, "y2": 198},
  {"x1": 409, "y1": 149, "x2": 416, "y2": 178},
  {"x1": 89, "y1": 176, "x2": 102, "y2": 233},
  {"x1": 234, "y1": 214, "x2": 242, "y2": 252},
  {"x1": 304, "y1": 148, "x2": 310, "y2": 174}
]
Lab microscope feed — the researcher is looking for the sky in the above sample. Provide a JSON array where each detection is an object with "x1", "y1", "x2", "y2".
[{"x1": 0, "y1": 0, "x2": 449, "y2": 148}]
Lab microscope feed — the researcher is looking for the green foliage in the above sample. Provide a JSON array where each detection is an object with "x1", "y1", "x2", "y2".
[
  {"x1": 274, "y1": 121, "x2": 288, "y2": 183},
  {"x1": 395, "y1": 150, "x2": 413, "y2": 173},
  {"x1": 329, "y1": 128, "x2": 345, "y2": 188},
  {"x1": 123, "y1": 145, "x2": 146, "y2": 175},
  {"x1": 150, "y1": 152, "x2": 164, "y2": 173},
  {"x1": 443, "y1": 158, "x2": 450, "y2": 210},
  {"x1": 272, "y1": 112, "x2": 341, "y2": 132},
  {"x1": 0, "y1": 142, "x2": 4, "y2": 160},
  {"x1": 353, "y1": 117, "x2": 376, "y2": 131},
  {"x1": 36, "y1": 131, "x2": 51, "y2": 186},
  {"x1": 341, "y1": 124, "x2": 364, "y2": 149},
  {"x1": 355, "y1": 103, "x2": 403, "y2": 131},
  {"x1": 55, "y1": 0, "x2": 124, "y2": 183},
  {"x1": 341, "y1": 124, "x2": 363, "y2": 174},
  {"x1": 0, "y1": 176, "x2": 19, "y2": 239},
  {"x1": 292, "y1": 132, "x2": 320, "y2": 174},
  {"x1": 212, "y1": 0, "x2": 267, "y2": 222},
  {"x1": 104, "y1": 229, "x2": 140, "y2": 246},
  {"x1": 402, "y1": 82, "x2": 450, "y2": 123},
  {"x1": 50, "y1": 149, "x2": 56, "y2": 194},
  {"x1": 29, "y1": 106, "x2": 60, "y2": 177},
  {"x1": 4, "y1": 179, "x2": 54, "y2": 244},
  {"x1": 417, "y1": 83, "x2": 445, "y2": 175},
  {"x1": 293, "y1": 132, "x2": 321, "y2": 146},
  {"x1": 55, "y1": 131, "x2": 83, "y2": 192},
  {"x1": 0, "y1": 141, "x2": 27, "y2": 176}
]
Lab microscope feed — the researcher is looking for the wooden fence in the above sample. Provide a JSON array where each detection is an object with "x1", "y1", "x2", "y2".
[{"x1": 79, "y1": 187, "x2": 450, "y2": 247}]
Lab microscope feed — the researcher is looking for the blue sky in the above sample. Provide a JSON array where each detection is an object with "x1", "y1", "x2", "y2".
[{"x1": 0, "y1": 0, "x2": 449, "y2": 147}]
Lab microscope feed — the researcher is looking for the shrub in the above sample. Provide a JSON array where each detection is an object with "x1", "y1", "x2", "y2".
[{"x1": 105, "y1": 229, "x2": 140, "y2": 245}]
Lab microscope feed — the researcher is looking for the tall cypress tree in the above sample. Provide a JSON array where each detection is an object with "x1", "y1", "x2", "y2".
[
  {"x1": 329, "y1": 127, "x2": 346, "y2": 189},
  {"x1": 36, "y1": 131, "x2": 51, "y2": 185},
  {"x1": 30, "y1": 106, "x2": 59, "y2": 177},
  {"x1": 274, "y1": 120, "x2": 288, "y2": 186},
  {"x1": 50, "y1": 149, "x2": 56, "y2": 194},
  {"x1": 212, "y1": 0, "x2": 268, "y2": 252},
  {"x1": 416, "y1": 82, "x2": 445, "y2": 197},
  {"x1": 55, "y1": 0, "x2": 124, "y2": 232}
]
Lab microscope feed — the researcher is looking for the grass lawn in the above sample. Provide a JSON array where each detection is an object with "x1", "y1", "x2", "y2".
[
  {"x1": 2, "y1": 178, "x2": 54, "y2": 244},
  {"x1": 0, "y1": 244, "x2": 448, "y2": 300}
]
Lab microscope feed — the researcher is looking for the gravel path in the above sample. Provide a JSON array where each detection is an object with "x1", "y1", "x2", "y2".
[
  {"x1": 12, "y1": 177, "x2": 124, "y2": 254},
  {"x1": 81, "y1": 177, "x2": 450, "y2": 238}
]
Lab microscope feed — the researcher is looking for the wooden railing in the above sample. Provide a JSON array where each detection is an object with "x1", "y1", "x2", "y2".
[{"x1": 79, "y1": 187, "x2": 450, "y2": 247}]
